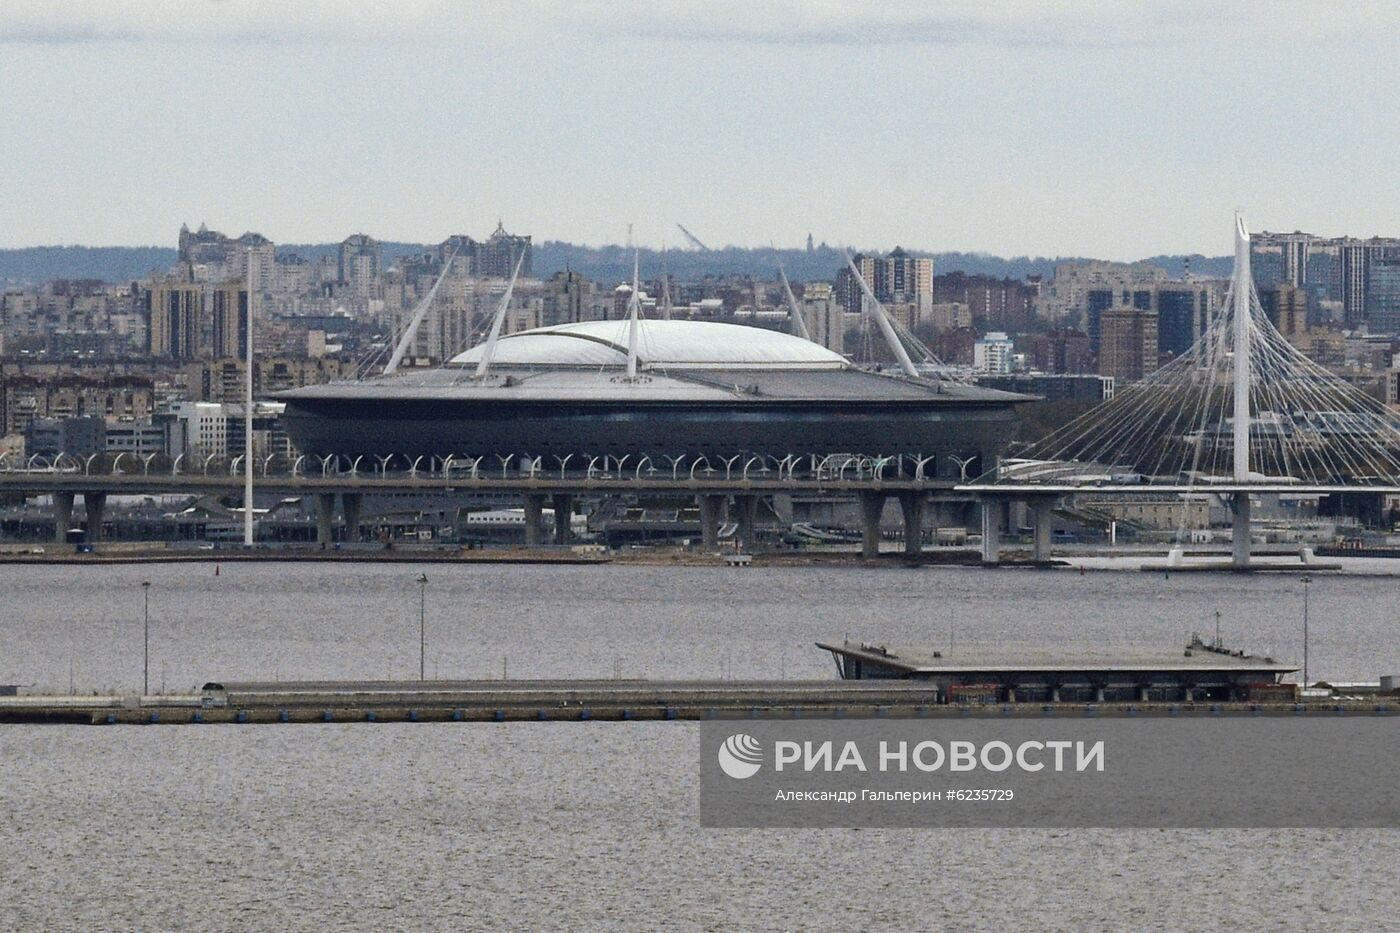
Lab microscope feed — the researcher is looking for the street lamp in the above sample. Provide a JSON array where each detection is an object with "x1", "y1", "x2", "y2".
[
  {"x1": 417, "y1": 573, "x2": 428, "y2": 681},
  {"x1": 141, "y1": 580, "x2": 151, "y2": 696},
  {"x1": 1301, "y1": 574, "x2": 1312, "y2": 690}
]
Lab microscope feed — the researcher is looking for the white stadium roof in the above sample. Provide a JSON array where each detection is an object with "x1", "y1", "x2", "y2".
[{"x1": 448, "y1": 320, "x2": 848, "y2": 370}]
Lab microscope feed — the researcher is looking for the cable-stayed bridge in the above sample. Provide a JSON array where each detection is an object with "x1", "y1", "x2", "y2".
[{"x1": 960, "y1": 215, "x2": 1400, "y2": 568}]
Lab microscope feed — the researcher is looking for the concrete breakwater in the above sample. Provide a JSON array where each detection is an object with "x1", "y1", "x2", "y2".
[{"x1": 0, "y1": 680, "x2": 1392, "y2": 725}]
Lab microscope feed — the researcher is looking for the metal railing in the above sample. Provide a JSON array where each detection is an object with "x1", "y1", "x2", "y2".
[{"x1": 0, "y1": 449, "x2": 975, "y2": 488}]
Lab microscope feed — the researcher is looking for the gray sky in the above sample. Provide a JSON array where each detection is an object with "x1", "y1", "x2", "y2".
[{"x1": 2, "y1": 0, "x2": 1398, "y2": 257}]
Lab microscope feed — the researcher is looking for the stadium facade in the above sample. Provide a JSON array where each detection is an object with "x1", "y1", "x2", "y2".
[{"x1": 278, "y1": 320, "x2": 1025, "y2": 474}]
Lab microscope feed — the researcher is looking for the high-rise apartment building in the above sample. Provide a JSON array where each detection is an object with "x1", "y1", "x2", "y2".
[
  {"x1": 147, "y1": 279, "x2": 203, "y2": 359},
  {"x1": 1036, "y1": 261, "x2": 1169, "y2": 326},
  {"x1": 338, "y1": 234, "x2": 382, "y2": 290},
  {"x1": 1098, "y1": 308, "x2": 1158, "y2": 383},
  {"x1": 1029, "y1": 328, "x2": 1093, "y2": 374},
  {"x1": 835, "y1": 248, "x2": 933, "y2": 319},
  {"x1": 475, "y1": 223, "x2": 532, "y2": 278},
  {"x1": 1155, "y1": 286, "x2": 1210, "y2": 359},
  {"x1": 799, "y1": 282, "x2": 845, "y2": 353},
  {"x1": 1258, "y1": 283, "x2": 1310, "y2": 340},
  {"x1": 542, "y1": 270, "x2": 593, "y2": 326},
  {"x1": 1365, "y1": 259, "x2": 1400, "y2": 335},
  {"x1": 1252, "y1": 230, "x2": 1400, "y2": 328},
  {"x1": 934, "y1": 272, "x2": 1037, "y2": 333},
  {"x1": 973, "y1": 331, "x2": 1015, "y2": 374},
  {"x1": 208, "y1": 283, "x2": 249, "y2": 359}
]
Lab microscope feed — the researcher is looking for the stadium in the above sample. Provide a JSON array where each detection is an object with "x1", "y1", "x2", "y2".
[{"x1": 278, "y1": 319, "x2": 1025, "y2": 471}]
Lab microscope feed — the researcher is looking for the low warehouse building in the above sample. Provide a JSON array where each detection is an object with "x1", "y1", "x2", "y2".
[{"x1": 817, "y1": 635, "x2": 1296, "y2": 703}]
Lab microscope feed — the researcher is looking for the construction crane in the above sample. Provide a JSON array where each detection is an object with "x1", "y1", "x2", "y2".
[{"x1": 675, "y1": 223, "x2": 710, "y2": 251}]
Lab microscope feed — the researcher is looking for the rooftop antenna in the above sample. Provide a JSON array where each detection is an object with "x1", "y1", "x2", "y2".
[
  {"x1": 626, "y1": 246, "x2": 641, "y2": 380},
  {"x1": 778, "y1": 263, "x2": 812, "y2": 341},
  {"x1": 843, "y1": 250, "x2": 918, "y2": 378},
  {"x1": 384, "y1": 245, "x2": 458, "y2": 375},
  {"x1": 472, "y1": 249, "x2": 526, "y2": 381}
]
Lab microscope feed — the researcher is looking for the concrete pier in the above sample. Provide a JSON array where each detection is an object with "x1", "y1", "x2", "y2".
[
  {"x1": 697, "y1": 494, "x2": 725, "y2": 549},
  {"x1": 53, "y1": 491, "x2": 74, "y2": 544},
  {"x1": 859, "y1": 491, "x2": 886, "y2": 559},
  {"x1": 1232, "y1": 491, "x2": 1252, "y2": 569},
  {"x1": 83, "y1": 492, "x2": 106, "y2": 543},
  {"x1": 732, "y1": 494, "x2": 759, "y2": 550},
  {"x1": 980, "y1": 499, "x2": 1002, "y2": 564},
  {"x1": 551, "y1": 494, "x2": 573, "y2": 544},
  {"x1": 342, "y1": 493, "x2": 363, "y2": 544},
  {"x1": 522, "y1": 494, "x2": 545, "y2": 546},
  {"x1": 316, "y1": 493, "x2": 335, "y2": 546},
  {"x1": 898, "y1": 492, "x2": 924, "y2": 557},
  {"x1": 1031, "y1": 496, "x2": 1055, "y2": 562}
]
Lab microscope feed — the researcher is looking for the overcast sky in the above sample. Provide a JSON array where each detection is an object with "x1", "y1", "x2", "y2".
[{"x1": 2, "y1": 0, "x2": 1398, "y2": 258}]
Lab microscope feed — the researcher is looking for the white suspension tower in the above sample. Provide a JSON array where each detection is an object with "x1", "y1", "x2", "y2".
[
  {"x1": 1231, "y1": 214, "x2": 1253, "y2": 568},
  {"x1": 626, "y1": 248, "x2": 641, "y2": 380},
  {"x1": 244, "y1": 246, "x2": 256, "y2": 548}
]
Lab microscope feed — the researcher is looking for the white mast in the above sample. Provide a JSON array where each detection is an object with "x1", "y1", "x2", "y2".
[
  {"x1": 626, "y1": 248, "x2": 641, "y2": 380},
  {"x1": 843, "y1": 250, "x2": 918, "y2": 377},
  {"x1": 778, "y1": 264, "x2": 812, "y2": 341},
  {"x1": 473, "y1": 250, "x2": 526, "y2": 381},
  {"x1": 243, "y1": 246, "x2": 255, "y2": 547},
  {"x1": 385, "y1": 245, "x2": 458, "y2": 375},
  {"x1": 1232, "y1": 214, "x2": 1252, "y2": 481},
  {"x1": 660, "y1": 240, "x2": 673, "y2": 320}
]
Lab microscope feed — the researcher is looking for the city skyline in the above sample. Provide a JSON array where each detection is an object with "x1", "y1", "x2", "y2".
[{"x1": 4, "y1": 2, "x2": 1400, "y2": 256}]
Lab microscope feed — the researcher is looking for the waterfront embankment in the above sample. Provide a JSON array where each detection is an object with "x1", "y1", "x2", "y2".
[{"x1": 1, "y1": 679, "x2": 1393, "y2": 725}]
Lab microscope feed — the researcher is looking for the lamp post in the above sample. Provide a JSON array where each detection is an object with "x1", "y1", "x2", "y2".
[
  {"x1": 1302, "y1": 574, "x2": 1312, "y2": 690},
  {"x1": 417, "y1": 572, "x2": 428, "y2": 681},
  {"x1": 141, "y1": 580, "x2": 151, "y2": 696}
]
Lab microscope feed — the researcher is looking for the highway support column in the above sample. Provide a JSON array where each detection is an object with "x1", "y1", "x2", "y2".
[
  {"x1": 859, "y1": 491, "x2": 886, "y2": 560},
  {"x1": 341, "y1": 493, "x2": 363, "y2": 545},
  {"x1": 551, "y1": 494, "x2": 573, "y2": 545},
  {"x1": 1031, "y1": 496, "x2": 1056, "y2": 563},
  {"x1": 897, "y1": 492, "x2": 925, "y2": 557},
  {"x1": 1231, "y1": 491, "x2": 1251, "y2": 570},
  {"x1": 315, "y1": 493, "x2": 335, "y2": 547},
  {"x1": 733, "y1": 494, "x2": 759, "y2": 551},
  {"x1": 697, "y1": 494, "x2": 725, "y2": 550},
  {"x1": 980, "y1": 498, "x2": 1002, "y2": 565},
  {"x1": 53, "y1": 491, "x2": 75, "y2": 544},
  {"x1": 83, "y1": 492, "x2": 106, "y2": 544},
  {"x1": 522, "y1": 494, "x2": 545, "y2": 547}
]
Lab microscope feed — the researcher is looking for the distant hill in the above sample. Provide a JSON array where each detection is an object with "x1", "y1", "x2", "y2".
[
  {"x1": 0, "y1": 246, "x2": 177, "y2": 286},
  {"x1": 0, "y1": 242, "x2": 1234, "y2": 287}
]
